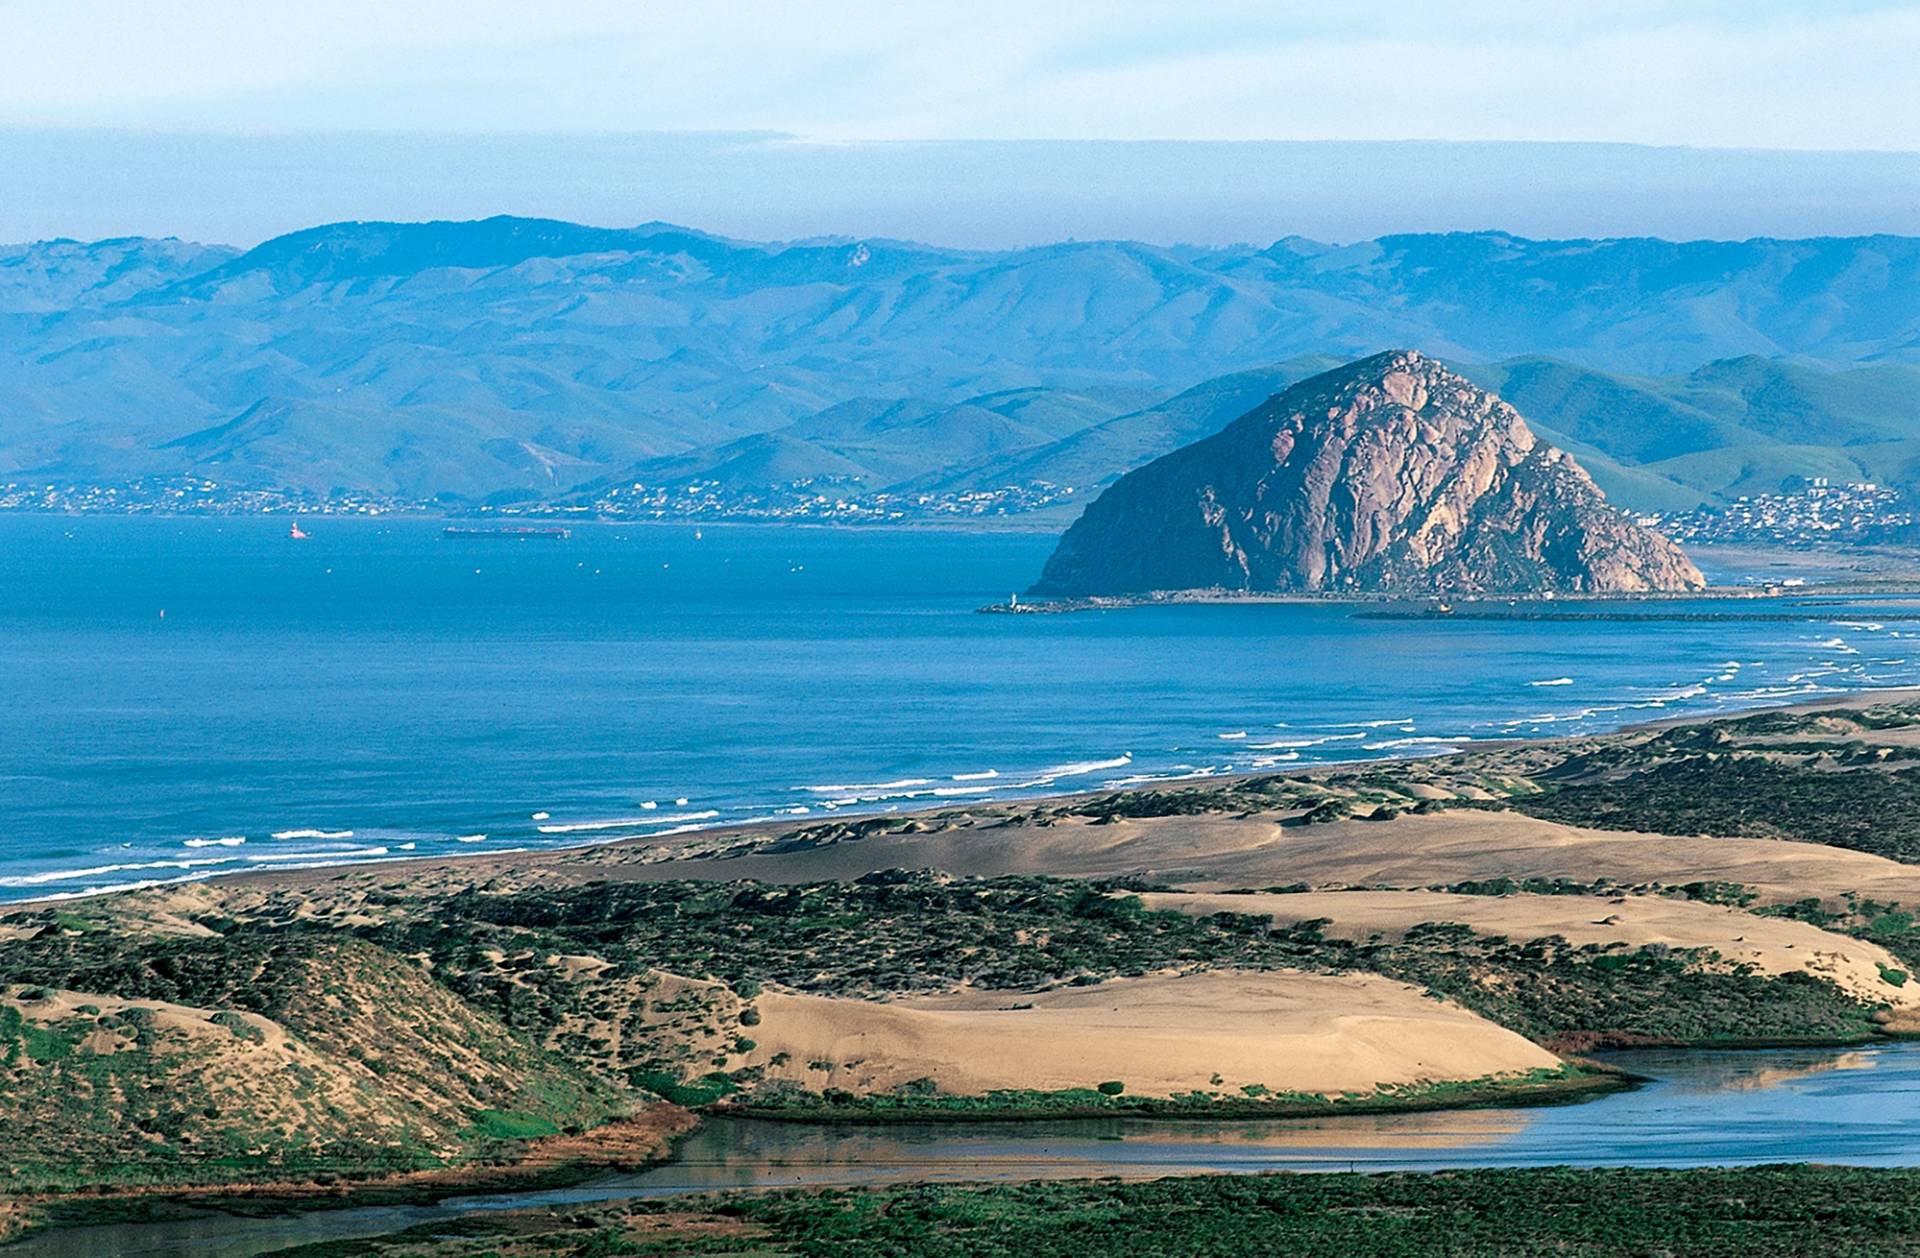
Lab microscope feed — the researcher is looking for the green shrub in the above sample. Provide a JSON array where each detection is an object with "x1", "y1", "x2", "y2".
[
  {"x1": 467, "y1": 1109, "x2": 562, "y2": 1141},
  {"x1": 632, "y1": 1069, "x2": 740, "y2": 1107}
]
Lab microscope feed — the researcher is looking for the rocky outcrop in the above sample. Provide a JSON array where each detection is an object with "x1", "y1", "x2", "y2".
[{"x1": 1030, "y1": 350, "x2": 1705, "y2": 597}]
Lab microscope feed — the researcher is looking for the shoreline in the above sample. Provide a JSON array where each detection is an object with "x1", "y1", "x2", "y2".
[
  {"x1": 0, "y1": 509, "x2": 1071, "y2": 537},
  {"x1": 18, "y1": 683, "x2": 1920, "y2": 910},
  {"x1": 0, "y1": 1067, "x2": 1632, "y2": 1243},
  {"x1": 4, "y1": 1044, "x2": 1906, "y2": 1249},
  {"x1": 983, "y1": 579, "x2": 1920, "y2": 614},
  {"x1": 0, "y1": 1108, "x2": 699, "y2": 1249},
  {"x1": 715, "y1": 1064, "x2": 1631, "y2": 1125},
  {"x1": 10, "y1": 695, "x2": 1920, "y2": 1243}
]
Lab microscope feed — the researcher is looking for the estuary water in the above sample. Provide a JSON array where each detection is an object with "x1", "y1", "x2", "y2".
[
  {"x1": 1, "y1": 515, "x2": 1918, "y2": 901},
  {"x1": 10, "y1": 1043, "x2": 1920, "y2": 1257}
]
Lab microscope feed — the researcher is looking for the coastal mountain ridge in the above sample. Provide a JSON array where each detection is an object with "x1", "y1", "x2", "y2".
[
  {"x1": 1, "y1": 217, "x2": 1917, "y2": 504},
  {"x1": 1031, "y1": 351, "x2": 1706, "y2": 597}
]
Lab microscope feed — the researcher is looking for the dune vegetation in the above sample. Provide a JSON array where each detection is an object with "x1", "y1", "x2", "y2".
[
  {"x1": 255, "y1": 1166, "x2": 1920, "y2": 1257},
  {"x1": 9, "y1": 697, "x2": 1920, "y2": 1238}
]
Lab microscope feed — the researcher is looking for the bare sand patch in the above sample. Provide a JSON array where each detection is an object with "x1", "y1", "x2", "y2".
[
  {"x1": 737, "y1": 970, "x2": 1560, "y2": 1099},
  {"x1": 1141, "y1": 890, "x2": 1920, "y2": 1009},
  {"x1": 537, "y1": 808, "x2": 1920, "y2": 912},
  {"x1": 9, "y1": 988, "x2": 286, "y2": 1048},
  {"x1": 1219, "y1": 811, "x2": 1920, "y2": 907},
  {"x1": 127, "y1": 805, "x2": 1920, "y2": 931}
]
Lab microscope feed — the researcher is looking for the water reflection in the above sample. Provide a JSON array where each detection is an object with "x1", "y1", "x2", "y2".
[
  {"x1": 1607, "y1": 1047, "x2": 1879, "y2": 1095},
  {"x1": 14, "y1": 1043, "x2": 1920, "y2": 1258}
]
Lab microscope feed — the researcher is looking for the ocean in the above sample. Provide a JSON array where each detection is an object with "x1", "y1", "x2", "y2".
[{"x1": 1, "y1": 515, "x2": 1915, "y2": 902}]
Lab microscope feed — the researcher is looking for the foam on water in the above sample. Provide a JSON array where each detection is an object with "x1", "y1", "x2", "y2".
[
  {"x1": 1363, "y1": 736, "x2": 1463, "y2": 751},
  {"x1": 1249, "y1": 733, "x2": 1366, "y2": 749},
  {"x1": 1036, "y1": 754, "x2": 1133, "y2": 778},
  {"x1": 800, "y1": 778, "x2": 933, "y2": 795},
  {"x1": 245, "y1": 846, "x2": 391, "y2": 862},
  {"x1": 1104, "y1": 766, "x2": 1226, "y2": 787},
  {"x1": 10, "y1": 518, "x2": 1920, "y2": 900},
  {"x1": 0, "y1": 856, "x2": 240, "y2": 888},
  {"x1": 536, "y1": 811, "x2": 719, "y2": 834}
]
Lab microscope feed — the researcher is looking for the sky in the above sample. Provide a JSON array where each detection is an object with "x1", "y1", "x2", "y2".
[{"x1": 1, "y1": 2, "x2": 1916, "y2": 246}]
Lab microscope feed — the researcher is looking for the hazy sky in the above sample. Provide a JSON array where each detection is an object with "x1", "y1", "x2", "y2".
[
  {"x1": 7, "y1": 1, "x2": 1919, "y2": 147},
  {"x1": 2, "y1": 2, "x2": 1916, "y2": 245}
]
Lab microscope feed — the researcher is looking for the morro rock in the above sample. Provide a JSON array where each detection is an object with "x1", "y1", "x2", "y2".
[{"x1": 1029, "y1": 350, "x2": 1705, "y2": 597}]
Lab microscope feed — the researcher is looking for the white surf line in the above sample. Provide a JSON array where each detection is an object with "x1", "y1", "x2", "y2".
[
  {"x1": 536, "y1": 811, "x2": 720, "y2": 834},
  {"x1": 797, "y1": 778, "x2": 933, "y2": 794},
  {"x1": 0, "y1": 855, "x2": 244, "y2": 887}
]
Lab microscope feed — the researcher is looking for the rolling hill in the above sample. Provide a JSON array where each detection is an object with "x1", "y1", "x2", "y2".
[
  {"x1": 1467, "y1": 357, "x2": 1920, "y2": 510},
  {"x1": 0, "y1": 217, "x2": 1916, "y2": 504}
]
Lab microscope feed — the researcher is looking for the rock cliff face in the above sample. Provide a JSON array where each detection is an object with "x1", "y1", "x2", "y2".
[{"x1": 1030, "y1": 350, "x2": 1705, "y2": 597}]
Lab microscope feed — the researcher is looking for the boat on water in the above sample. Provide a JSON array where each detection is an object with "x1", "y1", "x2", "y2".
[
  {"x1": 288, "y1": 521, "x2": 310, "y2": 540},
  {"x1": 441, "y1": 524, "x2": 572, "y2": 541}
]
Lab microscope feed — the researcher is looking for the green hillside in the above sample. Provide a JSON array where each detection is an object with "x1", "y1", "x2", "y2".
[{"x1": 1467, "y1": 357, "x2": 1920, "y2": 511}]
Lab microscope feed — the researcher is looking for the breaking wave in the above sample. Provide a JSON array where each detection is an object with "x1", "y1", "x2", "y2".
[
  {"x1": 799, "y1": 778, "x2": 933, "y2": 795},
  {"x1": 536, "y1": 811, "x2": 719, "y2": 834}
]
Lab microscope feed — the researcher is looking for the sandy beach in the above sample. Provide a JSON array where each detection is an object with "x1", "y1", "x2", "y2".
[{"x1": 77, "y1": 685, "x2": 1920, "y2": 915}]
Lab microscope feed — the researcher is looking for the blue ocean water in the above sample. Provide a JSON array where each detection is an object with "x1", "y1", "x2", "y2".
[{"x1": 1, "y1": 515, "x2": 1916, "y2": 902}]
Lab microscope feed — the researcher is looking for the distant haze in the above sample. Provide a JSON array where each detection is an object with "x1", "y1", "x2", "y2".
[
  {"x1": 2, "y1": 132, "x2": 1917, "y2": 249},
  {"x1": 3, "y1": 216, "x2": 1916, "y2": 513}
]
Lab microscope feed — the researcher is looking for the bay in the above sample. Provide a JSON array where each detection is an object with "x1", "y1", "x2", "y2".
[{"x1": 0, "y1": 515, "x2": 1913, "y2": 901}]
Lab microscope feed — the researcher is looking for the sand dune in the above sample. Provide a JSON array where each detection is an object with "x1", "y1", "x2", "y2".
[
  {"x1": 1211, "y1": 811, "x2": 1920, "y2": 907},
  {"x1": 738, "y1": 970, "x2": 1561, "y2": 1098},
  {"x1": 1142, "y1": 890, "x2": 1920, "y2": 1010},
  {"x1": 604, "y1": 808, "x2": 1920, "y2": 911},
  {"x1": 148, "y1": 805, "x2": 1920, "y2": 935}
]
